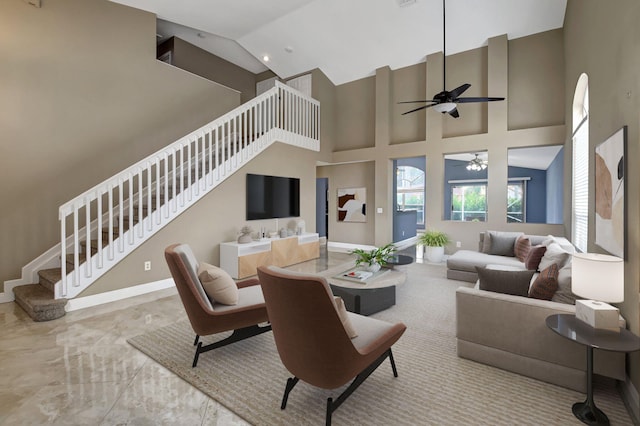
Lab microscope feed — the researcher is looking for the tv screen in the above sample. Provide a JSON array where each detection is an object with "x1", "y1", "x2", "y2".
[{"x1": 246, "y1": 174, "x2": 300, "y2": 220}]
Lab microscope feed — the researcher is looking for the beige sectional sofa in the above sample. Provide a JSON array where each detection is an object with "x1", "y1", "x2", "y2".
[{"x1": 452, "y1": 232, "x2": 625, "y2": 392}]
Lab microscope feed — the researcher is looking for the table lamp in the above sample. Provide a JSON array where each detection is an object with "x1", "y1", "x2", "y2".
[{"x1": 572, "y1": 252, "x2": 624, "y2": 331}]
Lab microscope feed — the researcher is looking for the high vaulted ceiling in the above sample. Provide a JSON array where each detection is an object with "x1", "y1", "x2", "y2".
[{"x1": 112, "y1": 0, "x2": 567, "y2": 86}]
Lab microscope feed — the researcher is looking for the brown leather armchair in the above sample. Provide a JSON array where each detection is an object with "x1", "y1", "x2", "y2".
[
  {"x1": 257, "y1": 265, "x2": 406, "y2": 426},
  {"x1": 164, "y1": 243, "x2": 271, "y2": 367}
]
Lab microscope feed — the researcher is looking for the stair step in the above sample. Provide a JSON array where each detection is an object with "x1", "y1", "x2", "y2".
[
  {"x1": 39, "y1": 268, "x2": 62, "y2": 292},
  {"x1": 13, "y1": 284, "x2": 66, "y2": 322}
]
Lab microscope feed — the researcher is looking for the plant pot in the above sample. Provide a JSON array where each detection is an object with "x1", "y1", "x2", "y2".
[
  {"x1": 425, "y1": 246, "x2": 444, "y2": 263},
  {"x1": 364, "y1": 263, "x2": 381, "y2": 273}
]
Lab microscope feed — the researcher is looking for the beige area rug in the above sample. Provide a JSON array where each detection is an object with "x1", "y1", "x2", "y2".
[{"x1": 128, "y1": 262, "x2": 633, "y2": 425}]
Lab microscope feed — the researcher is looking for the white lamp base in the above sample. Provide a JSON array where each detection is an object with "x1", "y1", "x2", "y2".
[{"x1": 575, "y1": 300, "x2": 620, "y2": 331}]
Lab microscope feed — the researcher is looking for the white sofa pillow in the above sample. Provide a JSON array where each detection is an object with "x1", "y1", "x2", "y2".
[{"x1": 538, "y1": 242, "x2": 571, "y2": 272}]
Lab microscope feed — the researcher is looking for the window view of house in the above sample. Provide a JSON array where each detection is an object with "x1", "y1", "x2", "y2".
[
  {"x1": 451, "y1": 184, "x2": 487, "y2": 222},
  {"x1": 443, "y1": 152, "x2": 488, "y2": 222},
  {"x1": 396, "y1": 165, "x2": 425, "y2": 225},
  {"x1": 507, "y1": 146, "x2": 564, "y2": 224}
]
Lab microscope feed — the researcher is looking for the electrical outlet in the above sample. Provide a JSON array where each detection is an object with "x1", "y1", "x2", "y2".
[
  {"x1": 456, "y1": 241, "x2": 462, "y2": 248},
  {"x1": 144, "y1": 261, "x2": 151, "y2": 271}
]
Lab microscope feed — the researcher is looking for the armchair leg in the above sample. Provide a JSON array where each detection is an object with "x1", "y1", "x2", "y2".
[
  {"x1": 325, "y1": 348, "x2": 397, "y2": 425},
  {"x1": 191, "y1": 324, "x2": 272, "y2": 367},
  {"x1": 326, "y1": 397, "x2": 333, "y2": 426},
  {"x1": 193, "y1": 335, "x2": 200, "y2": 346},
  {"x1": 281, "y1": 377, "x2": 299, "y2": 409},
  {"x1": 388, "y1": 348, "x2": 398, "y2": 377}
]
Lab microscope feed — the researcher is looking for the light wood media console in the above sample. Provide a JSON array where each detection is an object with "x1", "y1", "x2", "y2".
[{"x1": 220, "y1": 233, "x2": 320, "y2": 279}]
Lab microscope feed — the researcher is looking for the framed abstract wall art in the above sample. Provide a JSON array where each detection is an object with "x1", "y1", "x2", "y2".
[
  {"x1": 337, "y1": 187, "x2": 366, "y2": 222},
  {"x1": 594, "y1": 126, "x2": 626, "y2": 258}
]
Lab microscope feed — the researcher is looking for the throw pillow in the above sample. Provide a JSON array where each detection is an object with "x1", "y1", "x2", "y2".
[
  {"x1": 475, "y1": 266, "x2": 535, "y2": 297},
  {"x1": 514, "y1": 236, "x2": 531, "y2": 262},
  {"x1": 524, "y1": 245, "x2": 547, "y2": 270},
  {"x1": 486, "y1": 231, "x2": 524, "y2": 257},
  {"x1": 334, "y1": 297, "x2": 358, "y2": 338},
  {"x1": 538, "y1": 242, "x2": 571, "y2": 271},
  {"x1": 197, "y1": 262, "x2": 239, "y2": 305},
  {"x1": 552, "y1": 263, "x2": 578, "y2": 305},
  {"x1": 529, "y1": 263, "x2": 559, "y2": 300},
  {"x1": 481, "y1": 232, "x2": 492, "y2": 253}
]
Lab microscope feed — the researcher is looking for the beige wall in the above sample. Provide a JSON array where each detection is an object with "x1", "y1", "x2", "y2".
[
  {"x1": 81, "y1": 143, "x2": 318, "y2": 296},
  {"x1": 391, "y1": 62, "x2": 426, "y2": 144},
  {"x1": 311, "y1": 68, "x2": 337, "y2": 162},
  {"x1": 442, "y1": 47, "x2": 488, "y2": 138},
  {"x1": 335, "y1": 77, "x2": 376, "y2": 151},
  {"x1": 169, "y1": 37, "x2": 257, "y2": 103},
  {"x1": 564, "y1": 0, "x2": 640, "y2": 398},
  {"x1": 316, "y1": 162, "x2": 376, "y2": 246},
  {"x1": 322, "y1": 32, "x2": 566, "y2": 249},
  {"x1": 0, "y1": 0, "x2": 242, "y2": 286},
  {"x1": 508, "y1": 29, "x2": 565, "y2": 130}
]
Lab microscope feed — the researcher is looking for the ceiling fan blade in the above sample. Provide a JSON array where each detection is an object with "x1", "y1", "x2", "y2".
[
  {"x1": 448, "y1": 107, "x2": 460, "y2": 118},
  {"x1": 455, "y1": 97, "x2": 505, "y2": 103},
  {"x1": 449, "y1": 83, "x2": 471, "y2": 98},
  {"x1": 401, "y1": 104, "x2": 436, "y2": 115},
  {"x1": 397, "y1": 100, "x2": 437, "y2": 104}
]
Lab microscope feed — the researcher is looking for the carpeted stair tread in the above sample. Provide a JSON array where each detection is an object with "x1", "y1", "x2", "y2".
[
  {"x1": 13, "y1": 284, "x2": 66, "y2": 321},
  {"x1": 38, "y1": 268, "x2": 62, "y2": 292}
]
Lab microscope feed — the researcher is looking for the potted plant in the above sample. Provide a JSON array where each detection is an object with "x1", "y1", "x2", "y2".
[
  {"x1": 419, "y1": 230, "x2": 450, "y2": 263},
  {"x1": 351, "y1": 243, "x2": 396, "y2": 272}
]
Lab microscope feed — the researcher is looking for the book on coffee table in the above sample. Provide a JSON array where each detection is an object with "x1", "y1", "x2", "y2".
[
  {"x1": 343, "y1": 270, "x2": 373, "y2": 281},
  {"x1": 334, "y1": 267, "x2": 390, "y2": 284}
]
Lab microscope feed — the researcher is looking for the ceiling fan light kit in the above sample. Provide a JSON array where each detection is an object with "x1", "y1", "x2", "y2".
[
  {"x1": 400, "y1": 0, "x2": 505, "y2": 118},
  {"x1": 466, "y1": 154, "x2": 488, "y2": 171},
  {"x1": 433, "y1": 102, "x2": 456, "y2": 113}
]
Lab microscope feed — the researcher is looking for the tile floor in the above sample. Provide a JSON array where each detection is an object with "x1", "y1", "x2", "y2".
[
  {"x1": 0, "y1": 248, "x2": 353, "y2": 425},
  {"x1": 1, "y1": 246, "x2": 634, "y2": 425}
]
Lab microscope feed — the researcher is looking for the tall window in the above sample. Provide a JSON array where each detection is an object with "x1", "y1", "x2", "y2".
[
  {"x1": 572, "y1": 74, "x2": 589, "y2": 252},
  {"x1": 451, "y1": 184, "x2": 487, "y2": 222},
  {"x1": 507, "y1": 182, "x2": 525, "y2": 223},
  {"x1": 396, "y1": 166, "x2": 425, "y2": 224}
]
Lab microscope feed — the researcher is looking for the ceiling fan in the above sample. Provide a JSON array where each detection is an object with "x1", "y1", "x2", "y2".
[
  {"x1": 466, "y1": 153, "x2": 488, "y2": 171},
  {"x1": 400, "y1": 0, "x2": 505, "y2": 118}
]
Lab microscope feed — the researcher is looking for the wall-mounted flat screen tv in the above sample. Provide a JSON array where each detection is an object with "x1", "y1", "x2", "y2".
[{"x1": 246, "y1": 173, "x2": 300, "y2": 220}]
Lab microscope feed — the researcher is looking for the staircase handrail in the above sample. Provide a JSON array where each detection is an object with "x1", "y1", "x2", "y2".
[
  {"x1": 59, "y1": 81, "x2": 317, "y2": 217},
  {"x1": 54, "y1": 80, "x2": 319, "y2": 300}
]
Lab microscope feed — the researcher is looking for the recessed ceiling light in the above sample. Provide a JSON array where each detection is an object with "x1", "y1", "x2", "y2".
[
  {"x1": 284, "y1": 46, "x2": 294, "y2": 53},
  {"x1": 263, "y1": 55, "x2": 270, "y2": 62}
]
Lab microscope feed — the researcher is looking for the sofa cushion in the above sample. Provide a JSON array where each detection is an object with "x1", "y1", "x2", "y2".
[
  {"x1": 546, "y1": 235, "x2": 576, "y2": 254},
  {"x1": 525, "y1": 245, "x2": 547, "y2": 270},
  {"x1": 483, "y1": 231, "x2": 524, "y2": 256},
  {"x1": 551, "y1": 263, "x2": 578, "y2": 305},
  {"x1": 529, "y1": 263, "x2": 559, "y2": 300},
  {"x1": 514, "y1": 236, "x2": 531, "y2": 262},
  {"x1": 447, "y1": 250, "x2": 525, "y2": 273},
  {"x1": 475, "y1": 266, "x2": 535, "y2": 297},
  {"x1": 538, "y1": 242, "x2": 572, "y2": 271},
  {"x1": 198, "y1": 262, "x2": 239, "y2": 305}
]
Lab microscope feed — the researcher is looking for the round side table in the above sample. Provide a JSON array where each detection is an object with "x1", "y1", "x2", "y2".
[{"x1": 546, "y1": 314, "x2": 640, "y2": 425}]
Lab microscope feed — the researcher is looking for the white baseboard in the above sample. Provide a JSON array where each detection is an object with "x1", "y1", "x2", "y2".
[
  {"x1": 327, "y1": 241, "x2": 375, "y2": 253},
  {"x1": 327, "y1": 238, "x2": 418, "y2": 253},
  {"x1": 620, "y1": 374, "x2": 640, "y2": 423},
  {"x1": 65, "y1": 278, "x2": 176, "y2": 312}
]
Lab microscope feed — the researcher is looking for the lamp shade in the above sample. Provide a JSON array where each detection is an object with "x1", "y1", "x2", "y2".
[{"x1": 572, "y1": 252, "x2": 624, "y2": 303}]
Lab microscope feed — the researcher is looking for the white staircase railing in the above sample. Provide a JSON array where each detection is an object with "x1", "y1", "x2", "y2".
[{"x1": 56, "y1": 81, "x2": 319, "y2": 299}]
